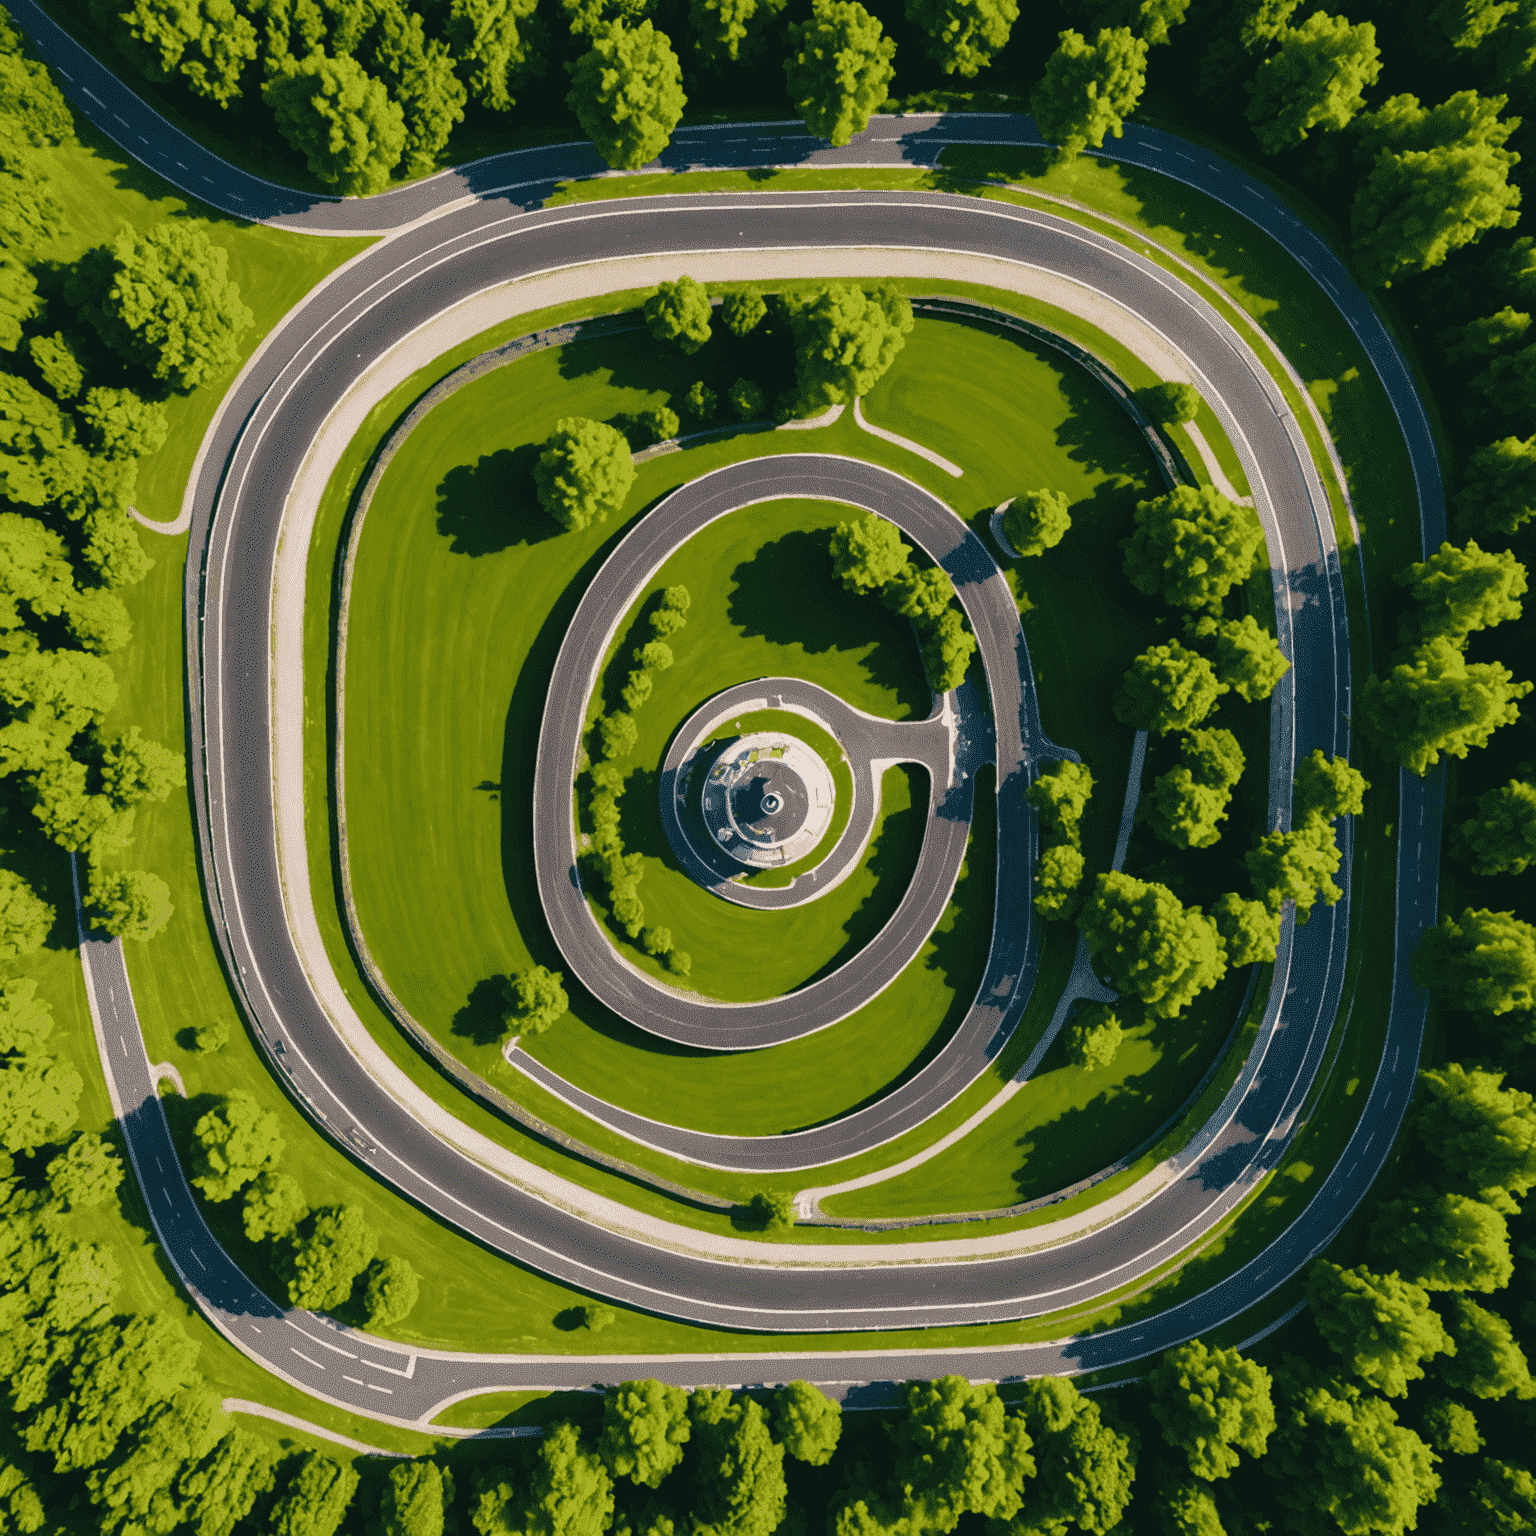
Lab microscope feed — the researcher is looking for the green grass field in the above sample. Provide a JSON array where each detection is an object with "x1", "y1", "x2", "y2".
[{"x1": 341, "y1": 313, "x2": 1161, "y2": 1139}]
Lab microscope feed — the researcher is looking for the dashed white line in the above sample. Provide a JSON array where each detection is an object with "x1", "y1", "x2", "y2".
[
  {"x1": 290, "y1": 1349, "x2": 325, "y2": 1370},
  {"x1": 365, "y1": 1382, "x2": 393, "y2": 1395}
]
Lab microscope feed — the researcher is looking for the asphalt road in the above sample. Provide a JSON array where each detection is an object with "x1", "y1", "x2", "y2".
[{"x1": 19, "y1": 5, "x2": 1445, "y2": 1419}]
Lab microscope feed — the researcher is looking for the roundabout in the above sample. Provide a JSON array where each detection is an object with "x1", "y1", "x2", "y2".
[{"x1": 15, "y1": 6, "x2": 1446, "y2": 1424}]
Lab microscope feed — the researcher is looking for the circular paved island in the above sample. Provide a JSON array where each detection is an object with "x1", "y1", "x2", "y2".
[{"x1": 700, "y1": 733, "x2": 835, "y2": 869}]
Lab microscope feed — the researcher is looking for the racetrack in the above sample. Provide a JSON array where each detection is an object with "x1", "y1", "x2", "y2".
[{"x1": 15, "y1": 0, "x2": 1446, "y2": 1422}]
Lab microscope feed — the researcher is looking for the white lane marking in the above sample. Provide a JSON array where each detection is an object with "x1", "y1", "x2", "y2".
[
  {"x1": 284, "y1": 1320, "x2": 357, "y2": 1359},
  {"x1": 343, "y1": 1374, "x2": 367, "y2": 1387},
  {"x1": 190, "y1": 1250, "x2": 207, "y2": 1269},
  {"x1": 362, "y1": 1353, "x2": 417, "y2": 1379},
  {"x1": 290, "y1": 1349, "x2": 325, "y2": 1370},
  {"x1": 365, "y1": 1382, "x2": 393, "y2": 1395}
]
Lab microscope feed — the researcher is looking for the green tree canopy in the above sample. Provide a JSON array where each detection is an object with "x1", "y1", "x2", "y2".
[
  {"x1": 1351, "y1": 90, "x2": 1522, "y2": 287},
  {"x1": 1137, "y1": 380, "x2": 1201, "y2": 426},
  {"x1": 599, "y1": 1379, "x2": 691, "y2": 1487},
  {"x1": 0, "y1": 870, "x2": 52, "y2": 963},
  {"x1": 830, "y1": 513, "x2": 909, "y2": 593},
  {"x1": 1014, "y1": 1377, "x2": 1136, "y2": 1536},
  {"x1": 65, "y1": 587, "x2": 134, "y2": 655},
  {"x1": 1123, "y1": 484, "x2": 1265, "y2": 611},
  {"x1": 1149, "y1": 1338, "x2": 1275, "y2": 1479},
  {"x1": 784, "y1": 0, "x2": 896, "y2": 147},
  {"x1": 0, "y1": 374, "x2": 86, "y2": 507},
  {"x1": 378, "y1": 1460, "x2": 451, "y2": 1536},
  {"x1": 447, "y1": 0, "x2": 542, "y2": 110},
  {"x1": 503, "y1": 964, "x2": 569, "y2": 1037},
  {"x1": 690, "y1": 0, "x2": 788, "y2": 65},
  {"x1": 88, "y1": 870, "x2": 172, "y2": 941},
  {"x1": 45, "y1": 1132, "x2": 122, "y2": 1211},
  {"x1": 1113, "y1": 642, "x2": 1224, "y2": 733},
  {"x1": 263, "y1": 51, "x2": 406, "y2": 195},
  {"x1": 773, "y1": 1381, "x2": 841, "y2": 1466},
  {"x1": 0, "y1": 7, "x2": 74, "y2": 144},
  {"x1": 787, "y1": 282, "x2": 913, "y2": 410},
  {"x1": 1414, "y1": 906, "x2": 1536, "y2": 1022},
  {"x1": 1362, "y1": 636, "x2": 1531, "y2": 774},
  {"x1": 178, "y1": 1427, "x2": 276, "y2": 1536},
  {"x1": 1212, "y1": 615, "x2": 1290, "y2": 702},
  {"x1": 1440, "y1": 1295, "x2": 1536, "y2": 1399},
  {"x1": 84, "y1": 1385, "x2": 226, "y2": 1535},
  {"x1": 1002, "y1": 488, "x2": 1071, "y2": 557},
  {"x1": 368, "y1": 8, "x2": 467, "y2": 179},
  {"x1": 567, "y1": 20, "x2": 686, "y2": 169},
  {"x1": 721, "y1": 287, "x2": 768, "y2": 335},
  {"x1": 1026, "y1": 757, "x2": 1094, "y2": 838},
  {"x1": 0, "y1": 976, "x2": 52, "y2": 1056},
  {"x1": 1440, "y1": 1459, "x2": 1536, "y2": 1535},
  {"x1": 727, "y1": 377, "x2": 765, "y2": 419},
  {"x1": 1454, "y1": 778, "x2": 1536, "y2": 875},
  {"x1": 1211, "y1": 890, "x2": 1281, "y2": 965},
  {"x1": 72, "y1": 222, "x2": 255, "y2": 392},
  {"x1": 189, "y1": 1091, "x2": 285, "y2": 1203},
  {"x1": 1035, "y1": 842, "x2": 1086, "y2": 920},
  {"x1": 690, "y1": 1391, "x2": 785, "y2": 1536},
  {"x1": 644, "y1": 276, "x2": 712, "y2": 354},
  {"x1": 242, "y1": 1169, "x2": 309, "y2": 1242},
  {"x1": 0, "y1": 512, "x2": 73, "y2": 634},
  {"x1": 1455, "y1": 435, "x2": 1536, "y2": 537},
  {"x1": 1155, "y1": 1477, "x2": 1222, "y2": 1536},
  {"x1": 1293, "y1": 749, "x2": 1368, "y2": 822},
  {"x1": 1443, "y1": 304, "x2": 1531, "y2": 361},
  {"x1": 1264, "y1": 1363, "x2": 1439, "y2": 1536},
  {"x1": 28, "y1": 332, "x2": 83, "y2": 400},
  {"x1": 281, "y1": 1205, "x2": 379, "y2": 1311},
  {"x1": 0, "y1": 1054, "x2": 81, "y2": 1154},
  {"x1": 1078, "y1": 871, "x2": 1227, "y2": 1017},
  {"x1": 99, "y1": 726, "x2": 186, "y2": 808},
  {"x1": 269, "y1": 1450, "x2": 359, "y2": 1536},
  {"x1": 0, "y1": 255, "x2": 41, "y2": 353},
  {"x1": 1395, "y1": 539, "x2": 1527, "y2": 644},
  {"x1": 1245, "y1": 12, "x2": 1380, "y2": 153},
  {"x1": 1065, "y1": 1004, "x2": 1123, "y2": 1070},
  {"x1": 1472, "y1": 343, "x2": 1536, "y2": 422},
  {"x1": 114, "y1": 0, "x2": 258, "y2": 107},
  {"x1": 1032, "y1": 26, "x2": 1148, "y2": 161},
  {"x1": 363, "y1": 1255, "x2": 420, "y2": 1327},
  {"x1": 1420, "y1": 1397, "x2": 1482, "y2": 1455},
  {"x1": 1244, "y1": 817, "x2": 1342, "y2": 921},
  {"x1": 535, "y1": 417, "x2": 636, "y2": 531},
  {"x1": 492, "y1": 1421, "x2": 614, "y2": 1536},
  {"x1": 1416, "y1": 1061, "x2": 1536, "y2": 1211},
  {"x1": 1368, "y1": 1185, "x2": 1513, "y2": 1292},
  {"x1": 1145, "y1": 726, "x2": 1246, "y2": 849},
  {"x1": 1306, "y1": 1261, "x2": 1453, "y2": 1397},
  {"x1": 905, "y1": 0, "x2": 1017, "y2": 75}
]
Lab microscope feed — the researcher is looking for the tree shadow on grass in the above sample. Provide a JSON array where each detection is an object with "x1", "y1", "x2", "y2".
[
  {"x1": 435, "y1": 444, "x2": 557, "y2": 556},
  {"x1": 451, "y1": 976, "x2": 510, "y2": 1047},
  {"x1": 727, "y1": 530, "x2": 930, "y2": 717},
  {"x1": 1053, "y1": 360, "x2": 1164, "y2": 484}
]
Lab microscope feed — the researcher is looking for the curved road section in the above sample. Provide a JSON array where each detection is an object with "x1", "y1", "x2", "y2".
[{"x1": 14, "y1": 5, "x2": 1445, "y2": 1413}]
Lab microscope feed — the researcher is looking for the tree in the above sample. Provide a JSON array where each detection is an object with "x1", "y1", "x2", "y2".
[
  {"x1": 1454, "y1": 778, "x2": 1536, "y2": 875},
  {"x1": 280, "y1": 1205, "x2": 379, "y2": 1311},
  {"x1": 919, "y1": 608, "x2": 976, "y2": 692},
  {"x1": 1414, "y1": 907, "x2": 1536, "y2": 1021},
  {"x1": 0, "y1": 8, "x2": 74, "y2": 144},
  {"x1": 1440, "y1": 1295, "x2": 1536, "y2": 1399},
  {"x1": 1113, "y1": 642, "x2": 1224, "y2": 733},
  {"x1": 1351, "y1": 91, "x2": 1522, "y2": 287},
  {"x1": 1440, "y1": 1459, "x2": 1536, "y2": 1534},
  {"x1": 269, "y1": 1451, "x2": 359, "y2": 1536},
  {"x1": 0, "y1": 141, "x2": 66, "y2": 255},
  {"x1": 1002, "y1": 488, "x2": 1071, "y2": 557},
  {"x1": 1264, "y1": 1363, "x2": 1439, "y2": 1536},
  {"x1": 263, "y1": 52, "x2": 406, "y2": 195},
  {"x1": 1293, "y1": 749, "x2": 1368, "y2": 822},
  {"x1": 27, "y1": 760, "x2": 130, "y2": 857},
  {"x1": 1363, "y1": 635, "x2": 1530, "y2": 774},
  {"x1": 830, "y1": 513, "x2": 909, "y2": 593},
  {"x1": 1145, "y1": 727, "x2": 1245, "y2": 849},
  {"x1": 784, "y1": 0, "x2": 895, "y2": 147},
  {"x1": 599, "y1": 1380, "x2": 691, "y2": 1487},
  {"x1": 65, "y1": 587, "x2": 134, "y2": 655},
  {"x1": 0, "y1": 510, "x2": 73, "y2": 634},
  {"x1": 1306, "y1": 1262, "x2": 1452, "y2": 1397},
  {"x1": 84, "y1": 1386, "x2": 226, "y2": 1536},
  {"x1": 1368, "y1": 1186, "x2": 1513, "y2": 1292},
  {"x1": 0, "y1": 870, "x2": 52, "y2": 962},
  {"x1": 1419, "y1": 1397, "x2": 1481, "y2": 1455},
  {"x1": 727, "y1": 377, "x2": 765, "y2": 419},
  {"x1": 1077, "y1": 871, "x2": 1227, "y2": 1018},
  {"x1": 1123, "y1": 485, "x2": 1265, "y2": 611},
  {"x1": 1396, "y1": 539, "x2": 1527, "y2": 644},
  {"x1": 1137, "y1": 381, "x2": 1201, "y2": 426},
  {"x1": 691, "y1": 0, "x2": 788, "y2": 66},
  {"x1": 787, "y1": 282, "x2": 913, "y2": 410},
  {"x1": 363, "y1": 1256, "x2": 421, "y2": 1327},
  {"x1": 0, "y1": 976, "x2": 52, "y2": 1056},
  {"x1": 1416, "y1": 1061, "x2": 1536, "y2": 1211},
  {"x1": 1014, "y1": 1377, "x2": 1136, "y2": 1535},
  {"x1": 638, "y1": 405, "x2": 679, "y2": 443},
  {"x1": 77, "y1": 386, "x2": 168, "y2": 464},
  {"x1": 1472, "y1": 344, "x2": 1536, "y2": 423},
  {"x1": 599, "y1": 712, "x2": 637, "y2": 760},
  {"x1": 1443, "y1": 305, "x2": 1531, "y2": 361},
  {"x1": 1244, "y1": 817, "x2": 1342, "y2": 921},
  {"x1": 1455, "y1": 435, "x2": 1536, "y2": 537},
  {"x1": 0, "y1": 255, "x2": 41, "y2": 353},
  {"x1": 721, "y1": 287, "x2": 767, "y2": 335},
  {"x1": 98, "y1": 726, "x2": 186, "y2": 808},
  {"x1": 644, "y1": 277, "x2": 712, "y2": 354},
  {"x1": 1213, "y1": 615, "x2": 1290, "y2": 702},
  {"x1": 1212, "y1": 891, "x2": 1281, "y2": 965},
  {"x1": 115, "y1": 0, "x2": 258, "y2": 107},
  {"x1": 189, "y1": 1091, "x2": 285, "y2": 1202},
  {"x1": 1065, "y1": 1004, "x2": 1123, "y2": 1069},
  {"x1": 682, "y1": 381, "x2": 717, "y2": 421},
  {"x1": 773, "y1": 1381, "x2": 841, "y2": 1465},
  {"x1": 743, "y1": 1189, "x2": 795, "y2": 1231},
  {"x1": 503, "y1": 964, "x2": 568, "y2": 1037},
  {"x1": 369, "y1": 9, "x2": 467, "y2": 179},
  {"x1": 485, "y1": 1421, "x2": 612, "y2": 1536},
  {"x1": 0, "y1": 647, "x2": 119, "y2": 737},
  {"x1": 0, "y1": 1055, "x2": 82, "y2": 1154},
  {"x1": 0, "y1": 374, "x2": 86, "y2": 507},
  {"x1": 46, "y1": 1133, "x2": 122, "y2": 1211},
  {"x1": 1032, "y1": 27, "x2": 1148, "y2": 161},
  {"x1": 535, "y1": 418, "x2": 635, "y2": 531},
  {"x1": 242, "y1": 1170, "x2": 309, "y2": 1242},
  {"x1": 378, "y1": 1461, "x2": 452, "y2": 1536},
  {"x1": 73, "y1": 223, "x2": 255, "y2": 393},
  {"x1": 1156, "y1": 1477, "x2": 1222, "y2": 1536},
  {"x1": 178, "y1": 1427, "x2": 276, "y2": 1536},
  {"x1": 29, "y1": 332, "x2": 83, "y2": 400},
  {"x1": 567, "y1": 21, "x2": 686, "y2": 170},
  {"x1": 1149, "y1": 1338, "x2": 1274, "y2": 1479},
  {"x1": 88, "y1": 870, "x2": 172, "y2": 942},
  {"x1": 1027, "y1": 758, "x2": 1095, "y2": 837},
  {"x1": 1246, "y1": 12, "x2": 1381, "y2": 153},
  {"x1": 905, "y1": 0, "x2": 1017, "y2": 75},
  {"x1": 1035, "y1": 842, "x2": 1086, "y2": 919}
]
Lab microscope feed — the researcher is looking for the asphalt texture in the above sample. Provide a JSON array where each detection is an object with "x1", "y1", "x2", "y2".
[{"x1": 17, "y1": 2, "x2": 1447, "y2": 1419}]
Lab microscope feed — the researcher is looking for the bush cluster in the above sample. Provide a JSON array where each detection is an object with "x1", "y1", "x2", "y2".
[{"x1": 1025, "y1": 758, "x2": 1094, "y2": 920}]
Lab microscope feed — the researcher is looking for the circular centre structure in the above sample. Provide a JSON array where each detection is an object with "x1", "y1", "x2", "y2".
[{"x1": 701, "y1": 732, "x2": 835, "y2": 868}]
